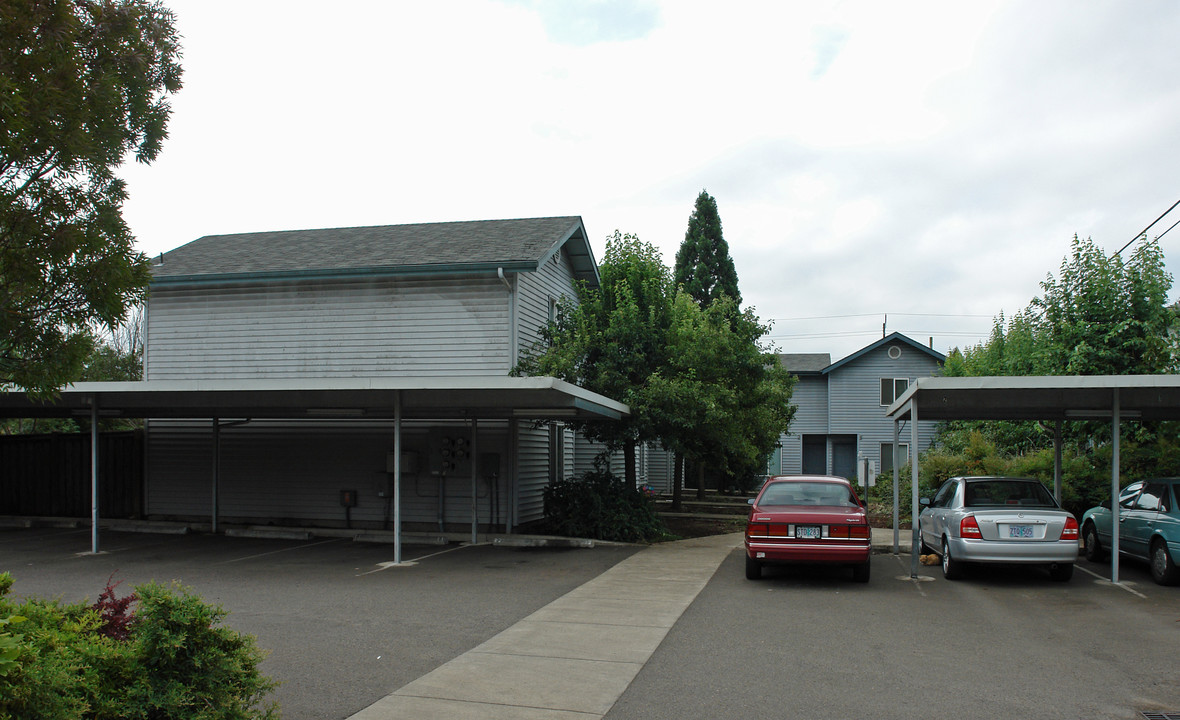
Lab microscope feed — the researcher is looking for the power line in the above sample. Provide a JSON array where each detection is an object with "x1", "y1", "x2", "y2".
[
  {"x1": 1117, "y1": 197, "x2": 1180, "y2": 255},
  {"x1": 769, "y1": 311, "x2": 994, "y2": 323}
]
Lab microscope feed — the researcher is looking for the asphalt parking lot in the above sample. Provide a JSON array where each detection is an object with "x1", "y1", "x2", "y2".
[
  {"x1": 3, "y1": 527, "x2": 1179, "y2": 720},
  {"x1": 0, "y1": 526, "x2": 639, "y2": 719}
]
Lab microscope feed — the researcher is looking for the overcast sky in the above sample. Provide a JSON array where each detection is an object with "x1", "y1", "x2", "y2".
[{"x1": 117, "y1": 0, "x2": 1180, "y2": 362}]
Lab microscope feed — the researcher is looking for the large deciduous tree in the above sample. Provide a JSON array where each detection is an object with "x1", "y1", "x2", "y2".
[
  {"x1": 1, "y1": 0, "x2": 183, "y2": 395},
  {"x1": 640, "y1": 292, "x2": 795, "y2": 502},
  {"x1": 517, "y1": 231, "x2": 673, "y2": 486}
]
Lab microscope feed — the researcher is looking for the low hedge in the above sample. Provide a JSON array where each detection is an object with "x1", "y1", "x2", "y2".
[{"x1": 0, "y1": 572, "x2": 278, "y2": 720}]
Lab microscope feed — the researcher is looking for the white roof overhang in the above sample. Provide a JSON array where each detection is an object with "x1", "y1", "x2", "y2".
[
  {"x1": 0, "y1": 376, "x2": 629, "y2": 421},
  {"x1": 886, "y1": 375, "x2": 1180, "y2": 422}
]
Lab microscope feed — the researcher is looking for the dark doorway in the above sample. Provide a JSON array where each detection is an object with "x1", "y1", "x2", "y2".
[
  {"x1": 830, "y1": 435, "x2": 857, "y2": 480},
  {"x1": 801, "y1": 435, "x2": 826, "y2": 475}
]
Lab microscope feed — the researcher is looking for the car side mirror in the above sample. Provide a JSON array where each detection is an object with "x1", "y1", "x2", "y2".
[
  {"x1": 858, "y1": 497, "x2": 867, "y2": 507},
  {"x1": 1101, "y1": 499, "x2": 1111, "y2": 510},
  {"x1": 919, "y1": 497, "x2": 931, "y2": 508},
  {"x1": 747, "y1": 498, "x2": 755, "y2": 506}
]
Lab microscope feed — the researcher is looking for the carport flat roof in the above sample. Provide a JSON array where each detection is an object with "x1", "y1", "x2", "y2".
[
  {"x1": 0, "y1": 376, "x2": 629, "y2": 421},
  {"x1": 886, "y1": 374, "x2": 1180, "y2": 422}
]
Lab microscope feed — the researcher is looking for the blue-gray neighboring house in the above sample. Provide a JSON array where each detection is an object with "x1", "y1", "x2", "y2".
[{"x1": 775, "y1": 332, "x2": 945, "y2": 482}]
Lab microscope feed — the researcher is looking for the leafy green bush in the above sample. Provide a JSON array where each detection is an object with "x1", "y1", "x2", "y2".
[
  {"x1": 543, "y1": 467, "x2": 667, "y2": 542},
  {"x1": 0, "y1": 572, "x2": 277, "y2": 720}
]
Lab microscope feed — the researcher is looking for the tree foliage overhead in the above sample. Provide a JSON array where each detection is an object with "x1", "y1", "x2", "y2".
[
  {"x1": 0, "y1": 0, "x2": 183, "y2": 395},
  {"x1": 934, "y1": 235, "x2": 1178, "y2": 509},
  {"x1": 673, "y1": 189, "x2": 741, "y2": 308},
  {"x1": 945, "y1": 235, "x2": 1174, "y2": 378}
]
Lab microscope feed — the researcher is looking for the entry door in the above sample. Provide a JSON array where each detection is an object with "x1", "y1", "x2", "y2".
[
  {"x1": 802, "y1": 436, "x2": 826, "y2": 475},
  {"x1": 830, "y1": 436, "x2": 857, "y2": 481}
]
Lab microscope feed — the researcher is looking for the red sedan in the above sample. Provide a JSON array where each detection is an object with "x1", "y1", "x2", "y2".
[{"x1": 744, "y1": 475, "x2": 872, "y2": 582}]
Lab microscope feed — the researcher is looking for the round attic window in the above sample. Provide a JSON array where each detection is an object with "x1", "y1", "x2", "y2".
[{"x1": 888, "y1": 346, "x2": 902, "y2": 359}]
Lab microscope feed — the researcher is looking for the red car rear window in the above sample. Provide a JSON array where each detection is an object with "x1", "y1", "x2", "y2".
[{"x1": 759, "y1": 482, "x2": 858, "y2": 507}]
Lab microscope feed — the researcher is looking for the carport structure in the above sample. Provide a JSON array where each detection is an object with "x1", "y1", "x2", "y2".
[
  {"x1": 885, "y1": 374, "x2": 1180, "y2": 583},
  {"x1": 0, "y1": 376, "x2": 629, "y2": 563}
]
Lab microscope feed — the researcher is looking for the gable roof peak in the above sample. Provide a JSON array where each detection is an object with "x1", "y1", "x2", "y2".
[{"x1": 824, "y1": 332, "x2": 946, "y2": 374}]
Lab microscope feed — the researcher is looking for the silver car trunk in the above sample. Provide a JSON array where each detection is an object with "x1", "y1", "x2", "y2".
[{"x1": 972, "y1": 509, "x2": 1068, "y2": 541}]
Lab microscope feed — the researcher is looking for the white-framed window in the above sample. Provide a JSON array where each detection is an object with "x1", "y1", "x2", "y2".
[
  {"x1": 881, "y1": 442, "x2": 909, "y2": 472},
  {"x1": 880, "y1": 377, "x2": 909, "y2": 406}
]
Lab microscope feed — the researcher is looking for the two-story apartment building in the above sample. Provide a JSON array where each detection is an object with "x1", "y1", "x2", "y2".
[
  {"x1": 777, "y1": 332, "x2": 944, "y2": 482},
  {"x1": 141, "y1": 217, "x2": 616, "y2": 533}
]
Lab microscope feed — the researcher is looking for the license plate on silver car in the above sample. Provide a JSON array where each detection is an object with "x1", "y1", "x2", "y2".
[
  {"x1": 796, "y1": 525, "x2": 822, "y2": 539},
  {"x1": 1007, "y1": 525, "x2": 1034, "y2": 538}
]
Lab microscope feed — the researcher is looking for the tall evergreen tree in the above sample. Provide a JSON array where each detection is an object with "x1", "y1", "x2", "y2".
[{"x1": 674, "y1": 190, "x2": 741, "y2": 307}]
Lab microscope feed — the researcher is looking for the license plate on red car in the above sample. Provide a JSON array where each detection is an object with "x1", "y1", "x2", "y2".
[
  {"x1": 795, "y1": 525, "x2": 822, "y2": 539},
  {"x1": 1007, "y1": 525, "x2": 1034, "y2": 538}
]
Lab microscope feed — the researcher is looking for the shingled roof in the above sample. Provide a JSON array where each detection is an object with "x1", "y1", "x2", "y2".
[{"x1": 151, "y1": 216, "x2": 599, "y2": 287}]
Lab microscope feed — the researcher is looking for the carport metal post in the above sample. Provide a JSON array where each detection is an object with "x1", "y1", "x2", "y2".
[
  {"x1": 892, "y1": 418, "x2": 900, "y2": 554},
  {"x1": 910, "y1": 399, "x2": 920, "y2": 578},
  {"x1": 212, "y1": 417, "x2": 220, "y2": 534},
  {"x1": 394, "y1": 392, "x2": 402, "y2": 565},
  {"x1": 471, "y1": 417, "x2": 478, "y2": 545},
  {"x1": 1053, "y1": 421, "x2": 1063, "y2": 503},
  {"x1": 1111, "y1": 389, "x2": 1121, "y2": 584},
  {"x1": 90, "y1": 402, "x2": 99, "y2": 554}
]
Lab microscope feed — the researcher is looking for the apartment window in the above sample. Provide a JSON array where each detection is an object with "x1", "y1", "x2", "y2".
[
  {"x1": 880, "y1": 377, "x2": 908, "y2": 406},
  {"x1": 881, "y1": 442, "x2": 909, "y2": 472}
]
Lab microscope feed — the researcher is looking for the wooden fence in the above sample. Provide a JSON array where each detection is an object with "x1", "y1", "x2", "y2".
[{"x1": 0, "y1": 431, "x2": 143, "y2": 518}]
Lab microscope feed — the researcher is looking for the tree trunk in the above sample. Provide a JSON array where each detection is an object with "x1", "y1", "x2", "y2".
[
  {"x1": 671, "y1": 453, "x2": 684, "y2": 511},
  {"x1": 624, "y1": 443, "x2": 637, "y2": 488},
  {"x1": 696, "y1": 461, "x2": 706, "y2": 500}
]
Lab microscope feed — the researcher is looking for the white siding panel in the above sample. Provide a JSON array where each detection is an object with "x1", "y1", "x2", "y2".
[{"x1": 146, "y1": 276, "x2": 511, "y2": 380}]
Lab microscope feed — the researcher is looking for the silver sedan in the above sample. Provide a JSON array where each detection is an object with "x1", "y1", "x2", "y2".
[{"x1": 918, "y1": 476, "x2": 1080, "y2": 581}]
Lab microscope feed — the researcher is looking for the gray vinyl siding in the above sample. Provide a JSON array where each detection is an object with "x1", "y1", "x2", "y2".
[
  {"x1": 515, "y1": 422, "x2": 550, "y2": 526},
  {"x1": 781, "y1": 375, "x2": 828, "y2": 474},
  {"x1": 515, "y1": 248, "x2": 578, "y2": 363},
  {"x1": 146, "y1": 419, "x2": 512, "y2": 530},
  {"x1": 145, "y1": 275, "x2": 511, "y2": 380},
  {"x1": 641, "y1": 445, "x2": 674, "y2": 493},
  {"x1": 826, "y1": 340, "x2": 941, "y2": 475}
]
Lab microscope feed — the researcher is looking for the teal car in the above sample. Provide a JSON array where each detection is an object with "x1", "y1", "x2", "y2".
[{"x1": 1081, "y1": 479, "x2": 1180, "y2": 585}]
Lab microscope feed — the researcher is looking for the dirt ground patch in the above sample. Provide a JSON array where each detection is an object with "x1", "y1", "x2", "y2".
[{"x1": 660, "y1": 515, "x2": 746, "y2": 539}]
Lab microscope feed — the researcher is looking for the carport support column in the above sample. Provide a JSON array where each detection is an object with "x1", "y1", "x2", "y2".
[
  {"x1": 212, "y1": 418, "x2": 220, "y2": 534},
  {"x1": 892, "y1": 419, "x2": 900, "y2": 554},
  {"x1": 471, "y1": 418, "x2": 478, "y2": 545},
  {"x1": 394, "y1": 392, "x2": 402, "y2": 565},
  {"x1": 91, "y1": 402, "x2": 99, "y2": 554},
  {"x1": 1111, "y1": 389, "x2": 1121, "y2": 584},
  {"x1": 910, "y1": 400, "x2": 920, "y2": 579},
  {"x1": 1053, "y1": 421, "x2": 1063, "y2": 503}
]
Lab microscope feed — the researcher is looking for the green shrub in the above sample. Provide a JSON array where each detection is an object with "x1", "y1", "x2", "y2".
[
  {"x1": 543, "y1": 467, "x2": 667, "y2": 542},
  {"x1": 0, "y1": 574, "x2": 278, "y2": 720}
]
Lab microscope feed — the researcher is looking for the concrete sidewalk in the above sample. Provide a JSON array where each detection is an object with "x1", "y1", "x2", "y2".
[{"x1": 347, "y1": 532, "x2": 741, "y2": 720}]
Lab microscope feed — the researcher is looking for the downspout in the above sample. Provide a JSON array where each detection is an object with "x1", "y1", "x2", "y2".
[{"x1": 498, "y1": 267, "x2": 516, "y2": 368}]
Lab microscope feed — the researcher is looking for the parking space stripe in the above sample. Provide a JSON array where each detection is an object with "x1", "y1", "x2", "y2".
[
  {"x1": 1075, "y1": 563, "x2": 1149, "y2": 598},
  {"x1": 216, "y1": 538, "x2": 346, "y2": 565}
]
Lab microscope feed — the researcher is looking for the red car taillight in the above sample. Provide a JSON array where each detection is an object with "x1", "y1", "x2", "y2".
[
  {"x1": 960, "y1": 515, "x2": 982, "y2": 538},
  {"x1": 746, "y1": 523, "x2": 768, "y2": 539},
  {"x1": 1060, "y1": 516, "x2": 1079, "y2": 540}
]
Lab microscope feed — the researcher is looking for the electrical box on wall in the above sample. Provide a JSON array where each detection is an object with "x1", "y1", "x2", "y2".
[{"x1": 429, "y1": 434, "x2": 472, "y2": 475}]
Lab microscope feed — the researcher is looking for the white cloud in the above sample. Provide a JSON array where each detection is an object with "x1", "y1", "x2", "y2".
[{"x1": 119, "y1": 0, "x2": 1180, "y2": 360}]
